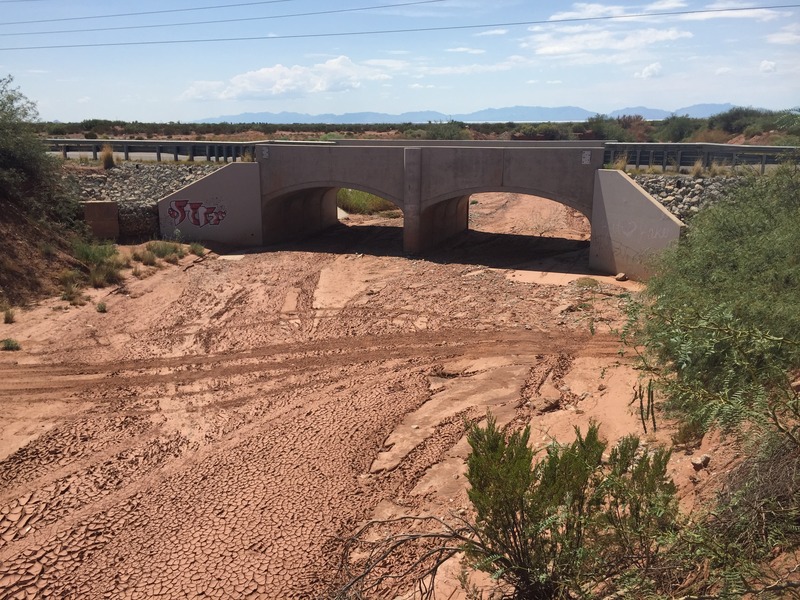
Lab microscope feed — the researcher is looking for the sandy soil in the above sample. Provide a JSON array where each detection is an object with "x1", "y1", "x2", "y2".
[{"x1": 0, "y1": 193, "x2": 727, "y2": 599}]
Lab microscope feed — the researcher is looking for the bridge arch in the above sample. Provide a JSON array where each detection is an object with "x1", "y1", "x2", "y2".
[
  {"x1": 423, "y1": 185, "x2": 592, "y2": 222},
  {"x1": 262, "y1": 182, "x2": 404, "y2": 245}
]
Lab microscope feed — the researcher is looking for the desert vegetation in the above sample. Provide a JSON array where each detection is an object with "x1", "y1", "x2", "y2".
[{"x1": 36, "y1": 107, "x2": 800, "y2": 146}]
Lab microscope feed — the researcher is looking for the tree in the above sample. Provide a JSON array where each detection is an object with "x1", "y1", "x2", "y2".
[{"x1": 0, "y1": 74, "x2": 79, "y2": 225}]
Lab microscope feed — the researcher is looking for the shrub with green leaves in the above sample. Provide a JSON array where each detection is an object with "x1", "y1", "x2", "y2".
[
  {"x1": 337, "y1": 417, "x2": 678, "y2": 599},
  {"x1": 463, "y1": 416, "x2": 677, "y2": 599},
  {"x1": 146, "y1": 240, "x2": 185, "y2": 260},
  {"x1": 1, "y1": 338, "x2": 20, "y2": 351},
  {"x1": 632, "y1": 165, "x2": 800, "y2": 439},
  {"x1": 336, "y1": 188, "x2": 396, "y2": 215}
]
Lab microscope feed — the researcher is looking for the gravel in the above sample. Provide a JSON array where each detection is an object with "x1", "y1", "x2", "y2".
[
  {"x1": 71, "y1": 162, "x2": 225, "y2": 240},
  {"x1": 633, "y1": 173, "x2": 745, "y2": 222}
]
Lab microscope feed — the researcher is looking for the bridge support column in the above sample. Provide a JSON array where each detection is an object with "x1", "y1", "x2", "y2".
[{"x1": 402, "y1": 148, "x2": 423, "y2": 253}]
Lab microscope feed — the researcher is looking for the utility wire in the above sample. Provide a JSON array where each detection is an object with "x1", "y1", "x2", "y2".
[
  {"x1": 0, "y1": 4, "x2": 798, "y2": 51},
  {"x1": 1, "y1": 0, "x2": 301, "y2": 25},
  {"x1": 0, "y1": 0, "x2": 449, "y2": 36}
]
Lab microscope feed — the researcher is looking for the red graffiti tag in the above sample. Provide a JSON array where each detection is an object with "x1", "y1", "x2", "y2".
[{"x1": 168, "y1": 200, "x2": 227, "y2": 228}]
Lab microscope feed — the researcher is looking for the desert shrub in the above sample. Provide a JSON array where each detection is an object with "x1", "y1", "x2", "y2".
[
  {"x1": 189, "y1": 242, "x2": 205, "y2": 257},
  {"x1": 3, "y1": 308, "x2": 14, "y2": 324},
  {"x1": 100, "y1": 144, "x2": 115, "y2": 169},
  {"x1": 72, "y1": 240, "x2": 117, "y2": 267},
  {"x1": 632, "y1": 165, "x2": 800, "y2": 438},
  {"x1": 96, "y1": 301, "x2": 107, "y2": 313},
  {"x1": 146, "y1": 240, "x2": 185, "y2": 260},
  {"x1": 336, "y1": 189, "x2": 396, "y2": 214},
  {"x1": 133, "y1": 249, "x2": 157, "y2": 266},
  {"x1": 0, "y1": 75, "x2": 81, "y2": 227},
  {"x1": 425, "y1": 120, "x2": 470, "y2": 140},
  {"x1": 654, "y1": 114, "x2": 704, "y2": 142},
  {"x1": 1, "y1": 338, "x2": 20, "y2": 351},
  {"x1": 338, "y1": 417, "x2": 678, "y2": 599}
]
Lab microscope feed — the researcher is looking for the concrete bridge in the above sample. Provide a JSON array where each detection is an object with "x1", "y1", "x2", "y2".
[{"x1": 154, "y1": 140, "x2": 684, "y2": 278}]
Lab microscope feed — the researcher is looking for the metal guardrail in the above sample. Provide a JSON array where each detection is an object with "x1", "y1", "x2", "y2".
[
  {"x1": 46, "y1": 138, "x2": 797, "y2": 173},
  {"x1": 603, "y1": 142, "x2": 797, "y2": 174},
  {"x1": 46, "y1": 138, "x2": 260, "y2": 162}
]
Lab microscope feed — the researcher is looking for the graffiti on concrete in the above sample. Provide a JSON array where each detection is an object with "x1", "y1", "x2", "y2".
[{"x1": 168, "y1": 200, "x2": 227, "y2": 228}]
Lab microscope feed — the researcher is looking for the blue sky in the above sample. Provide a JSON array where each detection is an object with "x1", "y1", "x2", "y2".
[{"x1": 1, "y1": 0, "x2": 798, "y2": 122}]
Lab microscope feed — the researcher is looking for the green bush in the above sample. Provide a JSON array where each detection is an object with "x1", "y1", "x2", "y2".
[
  {"x1": 3, "y1": 308, "x2": 14, "y2": 324},
  {"x1": 0, "y1": 76, "x2": 81, "y2": 226},
  {"x1": 633, "y1": 165, "x2": 800, "y2": 438},
  {"x1": 464, "y1": 416, "x2": 676, "y2": 598},
  {"x1": 189, "y1": 242, "x2": 205, "y2": 257},
  {"x1": 146, "y1": 240, "x2": 185, "y2": 260},
  {"x1": 336, "y1": 188, "x2": 396, "y2": 214},
  {"x1": 1, "y1": 338, "x2": 20, "y2": 351}
]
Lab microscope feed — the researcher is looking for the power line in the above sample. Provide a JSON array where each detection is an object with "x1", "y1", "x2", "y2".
[
  {"x1": 0, "y1": 4, "x2": 798, "y2": 51},
  {"x1": 0, "y1": 0, "x2": 449, "y2": 37},
  {"x1": 0, "y1": 0, "x2": 300, "y2": 26}
]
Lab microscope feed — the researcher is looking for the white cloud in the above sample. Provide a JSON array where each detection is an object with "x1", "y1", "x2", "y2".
[
  {"x1": 549, "y1": 3, "x2": 628, "y2": 21},
  {"x1": 417, "y1": 55, "x2": 528, "y2": 76},
  {"x1": 180, "y1": 56, "x2": 390, "y2": 101},
  {"x1": 363, "y1": 59, "x2": 408, "y2": 69},
  {"x1": 446, "y1": 47, "x2": 486, "y2": 54},
  {"x1": 768, "y1": 24, "x2": 800, "y2": 45},
  {"x1": 760, "y1": 60, "x2": 777, "y2": 73},
  {"x1": 476, "y1": 28, "x2": 509, "y2": 36},
  {"x1": 525, "y1": 27, "x2": 692, "y2": 58},
  {"x1": 634, "y1": 61, "x2": 663, "y2": 78},
  {"x1": 409, "y1": 83, "x2": 435, "y2": 89},
  {"x1": 679, "y1": 1, "x2": 780, "y2": 21},
  {"x1": 77, "y1": 96, "x2": 91, "y2": 104},
  {"x1": 715, "y1": 66, "x2": 733, "y2": 75},
  {"x1": 645, "y1": 0, "x2": 687, "y2": 10}
]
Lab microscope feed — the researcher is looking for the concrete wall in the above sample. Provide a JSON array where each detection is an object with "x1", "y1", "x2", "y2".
[
  {"x1": 261, "y1": 187, "x2": 339, "y2": 245},
  {"x1": 158, "y1": 162, "x2": 262, "y2": 245},
  {"x1": 83, "y1": 201, "x2": 119, "y2": 240},
  {"x1": 589, "y1": 169, "x2": 684, "y2": 279}
]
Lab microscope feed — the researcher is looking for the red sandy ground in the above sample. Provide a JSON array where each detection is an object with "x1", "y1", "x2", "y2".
[{"x1": 0, "y1": 194, "x2": 731, "y2": 599}]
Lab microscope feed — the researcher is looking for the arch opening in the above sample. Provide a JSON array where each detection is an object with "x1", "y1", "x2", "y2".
[{"x1": 415, "y1": 191, "x2": 593, "y2": 273}]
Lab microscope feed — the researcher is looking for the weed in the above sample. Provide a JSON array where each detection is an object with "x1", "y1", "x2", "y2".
[
  {"x1": 574, "y1": 276, "x2": 600, "y2": 289},
  {"x1": 3, "y1": 309, "x2": 14, "y2": 324},
  {"x1": 612, "y1": 153, "x2": 629, "y2": 171},
  {"x1": 100, "y1": 144, "x2": 115, "y2": 169},
  {"x1": 337, "y1": 189, "x2": 396, "y2": 215},
  {"x1": 146, "y1": 240, "x2": 185, "y2": 260},
  {"x1": 133, "y1": 250, "x2": 157, "y2": 266},
  {"x1": 189, "y1": 242, "x2": 205, "y2": 257},
  {"x1": 690, "y1": 158, "x2": 705, "y2": 178},
  {"x1": 96, "y1": 301, "x2": 107, "y2": 313},
  {"x1": 1, "y1": 338, "x2": 20, "y2": 351}
]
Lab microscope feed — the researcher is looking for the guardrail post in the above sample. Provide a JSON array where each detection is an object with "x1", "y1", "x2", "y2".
[
  {"x1": 92, "y1": 145, "x2": 99, "y2": 161},
  {"x1": 188, "y1": 145, "x2": 194, "y2": 162},
  {"x1": 761, "y1": 153, "x2": 767, "y2": 174},
  {"x1": 173, "y1": 146, "x2": 179, "y2": 162},
  {"x1": 61, "y1": 145, "x2": 68, "y2": 159},
  {"x1": 205, "y1": 145, "x2": 211, "y2": 161},
  {"x1": 156, "y1": 146, "x2": 162, "y2": 162},
  {"x1": 123, "y1": 144, "x2": 130, "y2": 161}
]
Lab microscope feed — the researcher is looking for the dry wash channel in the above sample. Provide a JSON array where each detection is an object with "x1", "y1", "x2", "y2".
[{"x1": 0, "y1": 193, "x2": 652, "y2": 599}]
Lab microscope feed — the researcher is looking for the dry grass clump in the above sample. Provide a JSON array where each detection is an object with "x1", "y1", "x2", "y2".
[{"x1": 100, "y1": 144, "x2": 115, "y2": 170}]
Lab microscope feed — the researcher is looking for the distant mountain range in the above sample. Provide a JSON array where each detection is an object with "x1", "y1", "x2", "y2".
[{"x1": 198, "y1": 103, "x2": 736, "y2": 124}]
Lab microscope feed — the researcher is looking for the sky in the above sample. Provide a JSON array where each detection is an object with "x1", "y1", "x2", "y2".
[{"x1": 1, "y1": 0, "x2": 798, "y2": 122}]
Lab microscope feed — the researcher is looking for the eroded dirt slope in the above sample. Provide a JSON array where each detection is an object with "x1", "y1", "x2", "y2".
[{"x1": 0, "y1": 194, "x2": 715, "y2": 599}]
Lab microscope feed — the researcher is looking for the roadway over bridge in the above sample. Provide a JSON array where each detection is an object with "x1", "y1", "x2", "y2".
[{"x1": 156, "y1": 140, "x2": 684, "y2": 278}]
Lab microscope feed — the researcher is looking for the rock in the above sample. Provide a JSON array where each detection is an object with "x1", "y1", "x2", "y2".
[
  {"x1": 691, "y1": 454, "x2": 711, "y2": 471},
  {"x1": 614, "y1": 272, "x2": 627, "y2": 282}
]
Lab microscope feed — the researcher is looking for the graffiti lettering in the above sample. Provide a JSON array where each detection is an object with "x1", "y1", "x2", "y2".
[{"x1": 168, "y1": 200, "x2": 227, "y2": 228}]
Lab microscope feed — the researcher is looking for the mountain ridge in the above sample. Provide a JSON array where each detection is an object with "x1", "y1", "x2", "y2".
[{"x1": 198, "y1": 103, "x2": 737, "y2": 124}]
